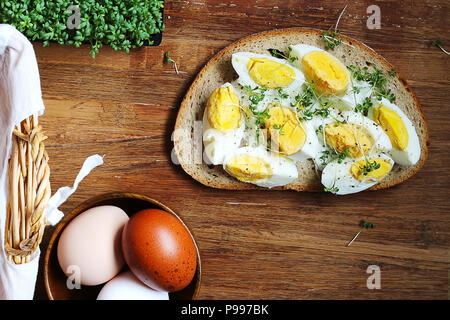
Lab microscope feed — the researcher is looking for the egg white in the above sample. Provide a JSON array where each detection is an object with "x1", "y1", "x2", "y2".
[
  {"x1": 231, "y1": 80, "x2": 276, "y2": 114},
  {"x1": 333, "y1": 78, "x2": 374, "y2": 110},
  {"x1": 321, "y1": 153, "x2": 394, "y2": 195},
  {"x1": 202, "y1": 83, "x2": 245, "y2": 165},
  {"x1": 367, "y1": 97, "x2": 421, "y2": 166},
  {"x1": 223, "y1": 146, "x2": 298, "y2": 188}
]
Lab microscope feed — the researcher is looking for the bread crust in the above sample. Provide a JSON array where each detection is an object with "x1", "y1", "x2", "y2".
[{"x1": 174, "y1": 27, "x2": 429, "y2": 192}]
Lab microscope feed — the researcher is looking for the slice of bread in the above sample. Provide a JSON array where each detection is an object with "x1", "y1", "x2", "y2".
[{"x1": 174, "y1": 27, "x2": 429, "y2": 191}]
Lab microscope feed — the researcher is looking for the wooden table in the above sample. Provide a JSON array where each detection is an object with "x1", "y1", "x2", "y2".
[{"x1": 33, "y1": 0, "x2": 449, "y2": 299}]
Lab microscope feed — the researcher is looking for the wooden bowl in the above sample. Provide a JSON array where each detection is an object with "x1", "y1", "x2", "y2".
[{"x1": 44, "y1": 192, "x2": 201, "y2": 300}]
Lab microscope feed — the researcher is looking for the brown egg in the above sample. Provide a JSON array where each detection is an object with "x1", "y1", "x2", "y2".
[{"x1": 121, "y1": 209, "x2": 197, "y2": 292}]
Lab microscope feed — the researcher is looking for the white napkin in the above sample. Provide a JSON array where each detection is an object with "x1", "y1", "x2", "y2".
[{"x1": 0, "y1": 25, "x2": 103, "y2": 299}]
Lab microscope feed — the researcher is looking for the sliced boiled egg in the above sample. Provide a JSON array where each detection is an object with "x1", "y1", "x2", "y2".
[
  {"x1": 223, "y1": 146, "x2": 298, "y2": 188},
  {"x1": 314, "y1": 110, "x2": 392, "y2": 154},
  {"x1": 231, "y1": 52, "x2": 305, "y2": 94},
  {"x1": 264, "y1": 106, "x2": 306, "y2": 156},
  {"x1": 289, "y1": 44, "x2": 349, "y2": 96},
  {"x1": 368, "y1": 98, "x2": 421, "y2": 166},
  {"x1": 321, "y1": 153, "x2": 394, "y2": 195},
  {"x1": 262, "y1": 105, "x2": 321, "y2": 162},
  {"x1": 203, "y1": 83, "x2": 245, "y2": 165},
  {"x1": 312, "y1": 110, "x2": 392, "y2": 170},
  {"x1": 324, "y1": 122, "x2": 373, "y2": 158},
  {"x1": 206, "y1": 83, "x2": 241, "y2": 132}
]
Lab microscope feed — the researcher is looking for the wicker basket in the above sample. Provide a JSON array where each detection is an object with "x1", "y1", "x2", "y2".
[{"x1": 4, "y1": 114, "x2": 51, "y2": 264}]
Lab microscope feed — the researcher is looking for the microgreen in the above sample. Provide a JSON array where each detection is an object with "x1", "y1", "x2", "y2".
[
  {"x1": 164, "y1": 51, "x2": 179, "y2": 74},
  {"x1": 0, "y1": 0, "x2": 165, "y2": 57},
  {"x1": 164, "y1": 51, "x2": 175, "y2": 63},
  {"x1": 359, "y1": 159, "x2": 381, "y2": 176},
  {"x1": 242, "y1": 86, "x2": 271, "y2": 146},
  {"x1": 355, "y1": 97, "x2": 373, "y2": 116},
  {"x1": 243, "y1": 86, "x2": 266, "y2": 109},
  {"x1": 295, "y1": 82, "x2": 333, "y2": 121},
  {"x1": 253, "y1": 107, "x2": 270, "y2": 126},
  {"x1": 332, "y1": 117, "x2": 348, "y2": 126},
  {"x1": 252, "y1": 106, "x2": 271, "y2": 147},
  {"x1": 315, "y1": 124, "x2": 323, "y2": 135},
  {"x1": 294, "y1": 83, "x2": 315, "y2": 111},
  {"x1": 277, "y1": 88, "x2": 289, "y2": 99},
  {"x1": 322, "y1": 5, "x2": 350, "y2": 50},
  {"x1": 348, "y1": 65, "x2": 396, "y2": 108},
  {"x1": 268, "y1": 47, "x2": 298, "y2": 63},
  {"x1": 319, "y1": 148, "x2": 348, "y2": 166},
  {"x1": 269, "y1": 48, "x2": 287, "y2": 59},
  {"x1": 273, "y1": 122, "x2": 286, "y2": 135},
  {"x1": 343, "y1": 148, "x2": 351, "y2": 158},
  {"x1": 255, "y1": 128, "x2": 261, "y2": 146},
  {"x1": 322, "y1": 29, "x2": 343, "y2": 51},
  {"x1": 324, "y1": 186, "x2": 339, "y2": 193},
  {"x1": 287, "y1": 47, "x2": 298, "y2": 62},
  {"x1": 347, "y1": 219, "x2": 375, "y2": 246},
  {"x1": 431, "y1": 40, "x2": 450, "y2": 55}
]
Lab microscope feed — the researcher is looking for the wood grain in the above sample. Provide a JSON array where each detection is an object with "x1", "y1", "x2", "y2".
[{"x1": 30, "y1": 0, "x2": 449, "y2": 299}]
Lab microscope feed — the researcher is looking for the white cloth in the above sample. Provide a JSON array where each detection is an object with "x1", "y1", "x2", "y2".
[
  {"x1": 0, "y1": 25, "x2": 103, "y2": 299},
  {"x1": 45, "y1": 154, "x2": 104, "y2": 226}
]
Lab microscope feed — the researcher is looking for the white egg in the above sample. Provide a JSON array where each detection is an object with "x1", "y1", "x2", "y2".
[
  {"x1": 231, "y1": 52, "x2": 305, "y2": 96},
  {"x1": 97, "y1": 271, "x2": 169, "y2": 300},
  {"x1": 368, "y1": 98, "x2": 421, "y2": 166},
  {"x1": 321, "y1": 153, "x2": 394, "y2": 195},
  {"x1": 203, "y1": 83, "x2": 245, "y2": 165},
  {"x1": 57, "y1": 206, "x2": 129, "y2": 286},
  {"x1": 223, "y1": 146, "x2": 298, "y2": 188}
]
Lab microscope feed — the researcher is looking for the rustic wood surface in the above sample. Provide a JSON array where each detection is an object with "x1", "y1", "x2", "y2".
[{"x1": 31, "y1": 0, "x2": 449, "y2": 299}]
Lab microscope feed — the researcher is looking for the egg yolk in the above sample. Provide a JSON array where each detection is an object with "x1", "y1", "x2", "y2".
[
  {"x1": 350, "y1": 158, "x2": 392, "y2": 182},
  {"x1": 373, "y1": 106, "x2": 408, "y2": 150},
  {"x1": 264, "y1": 106, "x2": 306, "y2": 156},
  {"x1": 302, "y1": 51, "x2": 349, "y2": 96},
  {"x1": 206, "y1": 86, "x2": 241, "y2": 132},
  {"x1": 325, "y1": 123, "x2": 372, "y2": 157},
  {"x1": 225, "y1": 155, "x2": 273, "y2": 182},
  {"x1": 247, "y1": 58, "x2": 296, "y2": 89}
]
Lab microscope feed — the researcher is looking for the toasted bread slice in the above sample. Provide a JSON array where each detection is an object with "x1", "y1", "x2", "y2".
[{"x1": 174, "y1": 28, "x2": 429, "y2": 191}]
